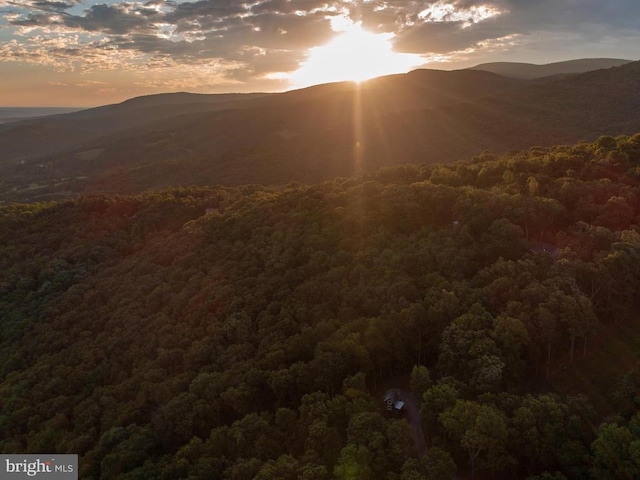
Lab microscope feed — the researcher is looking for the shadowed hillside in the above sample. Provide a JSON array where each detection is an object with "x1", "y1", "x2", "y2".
[
  {"x1": 468, "y1": 58, "x2": 633, "y2": 79},
  {"x1": 1, "y1": 61, "x2": 640, "y2": 202},
  {"x1": 0, "y1": 92, "x2": 271, "y2": 164}
]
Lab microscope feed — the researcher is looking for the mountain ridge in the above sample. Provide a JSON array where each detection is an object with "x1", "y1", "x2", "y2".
[
  {"x1": 468, "y1": 57, "x2": 634, "y2": 79},
  {"x1": 1, "y1": 59, "x2": 640, "y2": 202}
]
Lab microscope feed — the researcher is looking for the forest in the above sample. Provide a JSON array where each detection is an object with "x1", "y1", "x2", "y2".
[{"x1": 1, "y1": 134, "x2": 640, "y2": 479}]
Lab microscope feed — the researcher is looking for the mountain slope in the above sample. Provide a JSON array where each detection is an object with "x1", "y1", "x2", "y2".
[
  {"x1": 0, "y1": 92, "x2": 272, "y2": 164},
  {"x1": 2, "y1": 61, "x2": 640, "y2": 202},
  {"x1": 468, "y1": 58, "x2": 633, "y2": 79}
]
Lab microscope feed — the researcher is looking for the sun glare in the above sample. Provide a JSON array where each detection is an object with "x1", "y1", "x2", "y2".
[{"x1": 289, "y1": 19, "x2": 424, "y2": 88}]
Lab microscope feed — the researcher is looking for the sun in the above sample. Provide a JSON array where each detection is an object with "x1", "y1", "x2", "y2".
[{"x1": 289, "y1": 18, "x2": 424, "y2": 88}]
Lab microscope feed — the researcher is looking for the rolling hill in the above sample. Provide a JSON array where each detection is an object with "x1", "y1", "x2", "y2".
[
  {"x1": 468, "y1": 58, "x2": 633, "y2": 79},
  {"x1": 1, "y1": 60, "x2": 640, "y2": 202}
]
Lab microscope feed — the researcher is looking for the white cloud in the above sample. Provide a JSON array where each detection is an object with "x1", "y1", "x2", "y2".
[{"x1": 418, "y1": 1, "x2": 504, "y2": 28}]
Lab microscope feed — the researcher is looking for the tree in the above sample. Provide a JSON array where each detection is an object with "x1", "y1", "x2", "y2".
[
  {"x1": 297, "y1": 463, "x2": 328, "y2": 480},
  {"x1": 385, "y1": 419, "x2": 416, "y2": 472},
  {"x1": 400, "y1": 458, "x2": 424, "y2": 480},
  {"x1": 591, "y1": 423, "x2": 640, "y2": 480},
  {"x1": 410, "y1": 365, "x2": 432, "y2": 404},
  {"x1": 333, "y1": 444, "x2": 373, "y2": 480},
  {"x1": 96, "y1": 425, "x2": 160, "y2": 480},
  {"x1": 511, "y1": 397, "x2": 558, "y2": 473},
  {"x1": 541, "y1": 277, "x2": 597, "y2": 362},
  {"x1": 491, "y1": 314, "x2": 530, "y2": 386},
  {"x1": 399, "y1": 447, "x2": 457, "y2": 480},
  {"x1": 617, "y1": 366, "x2": 640, "y2": 415},
  {"x1": 438, "y1": 304, "x2": 504, "y2": 392},
  {"x1": 223, "y1": 457, "x2": 262, "y2": 480},
  {"x1": 531, "y1": 305, "x2": 559, "y2": 380},
  {"x1": 253, "y1": 455, "x2": 298, "y2": 480},
  {"x1": 422, "y1": 447, "x2": 457, "y2": 480},
  {"x1": 595, "y1": 232, "x2": 640, "y2": 321},
  {"x1": 422, "y1": 380, "x2": 460, "y2": 442},
  {"x1": 440, "y1": 400, "x2": 511, "y2": 479}
]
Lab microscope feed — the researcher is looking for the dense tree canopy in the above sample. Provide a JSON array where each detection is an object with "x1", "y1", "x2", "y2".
[{"x1": 1, "y1": 134, "x2": 640, "y2": 478}]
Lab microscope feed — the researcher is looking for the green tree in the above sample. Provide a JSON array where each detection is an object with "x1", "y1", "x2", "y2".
[
  {"x1": 440, "y1": 400, "x2": 512, "y2": 479},
  {"x1": 438, "y1": 304, "x2": 504, "y2": 392},
  {"x1": 422, "y1": 380, "x2": 460, "y2": 442},
  {"x1": 253, "y1": 455, "x2": 298, "y2": 480},
  {"x1": 513, "y1": 395, "x2": 571, "y2": 468},
  {"x1": 334, "y1": 444, "x2": 373, "y2": 480},
  {"x1": 410, "y1": 365, "x2": 432, "y2": 404},
  {"x1": 591, "y1": 423, "x2": 640, "y2": 480},
  {"x1": 422, "y1": 446, "x2": 457, "y2": 480}
]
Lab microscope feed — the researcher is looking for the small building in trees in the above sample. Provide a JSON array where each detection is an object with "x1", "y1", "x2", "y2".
[{"x1": 383, "y1": 389, "x2": 405, "y2": 414}]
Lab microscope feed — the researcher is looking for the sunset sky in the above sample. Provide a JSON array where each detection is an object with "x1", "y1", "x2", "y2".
[{"x1": 1, "y1": 0, "x2": 639, "y2": 107}]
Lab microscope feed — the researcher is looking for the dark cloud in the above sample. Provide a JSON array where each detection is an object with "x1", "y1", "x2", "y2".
[
  {"x1": 63, "y1": 3, "x2": 155, "y2": 34},
  {"x1": 102, "y1": 2, "x2": 336, "y2": 73},
  {"x1": 250, "y1": 0, "x2": 335, "y2": 15},
  {"x1": 225, "y1": 47, "x2": 306, "y2": 81},
  {"x1": 243, "y1": 11, "x2": 333, "y2": 49},
  {"x1": 32, "y1": 0, "x2": 75, "y2": 11},
  {"x1": 10, "y1": 12, "x2": 60, "y2": 26},
  {"x1": 8, "y1": 1, "x2": 160, "y2": 34},
  {"x1": 108, "y1": 33, "x2": 195, "y2": 56},
  {"x1": 1, "y1": 0, "x2": 79, "y2": 16},
  {"x1": 395, "y1": 19, "x2": 511, "y2": 54},
  {"x1": 5, "y1": 0, "x2": 75, "y2": 27},
  {"x1": 502, "y1": 0, "x2": 640, "y2": 30},
  {"x1": 162, "y1": 2, "x2": 334, "y2": 53},
  {"x1": 164, "y1": 0, "x2": 246, "y2": 23},
  {"x1": 388, "y1": 0, "x2": 640, "y2": 55},
  {"x1": 7, "y1": 0, "x2": 640, "y2": 54}
]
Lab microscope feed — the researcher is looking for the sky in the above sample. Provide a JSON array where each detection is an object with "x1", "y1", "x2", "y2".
[{"x1": 1, "y1": 0, "x2": 639, "y2": 107}]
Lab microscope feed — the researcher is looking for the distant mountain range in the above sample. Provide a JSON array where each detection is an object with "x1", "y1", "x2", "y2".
[
  {"x1": 1, "y1": 58, "x2": 639, "y2": 202},
  {"x1": 467, "y1": 58, "x2": 633, "y2": 79},
  {"x1": 0, "y1": 107, "x2": 82, "y2": 124}
]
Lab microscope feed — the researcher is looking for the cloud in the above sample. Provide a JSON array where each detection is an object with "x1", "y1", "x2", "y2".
[
  {"x1": 0, "y1": 0, "x2": 79, "y2": 10},
  {"x1": 164, "y1": 0, "x2": 246, "y2": 23},
  {"x1": 3, "y1": 0, "x2": 337, "y2": 72},
  {"x1": 341, "y1": 0, "x2": 640, "y2": 59},
  {"x1": 32, "y1": 0, "x2": 75, "y2": 11},
  {"x1": 63, "y1": 3, "x2": 159, "y2": 34},
  {"x1": 394, "y1": 12, "x2": 511, "y2": 54},
  {"x1": 75, "y1": 79, "x2": 107, "y2": 87},
  {"x1": 1, "y1": 0, "x2": 639, "y2": 100}
]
